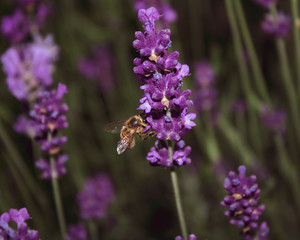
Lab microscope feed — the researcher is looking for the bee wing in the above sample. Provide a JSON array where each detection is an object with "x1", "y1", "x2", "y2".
[
  {"x1": 104, "y1": 120, "x2": 126, "y2": 134},
  {"x1": 117, "y1": 138, "x2": 130, "y2": 155}
]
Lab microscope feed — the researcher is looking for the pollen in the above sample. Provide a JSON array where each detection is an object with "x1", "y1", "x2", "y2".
[
  {"x1": 234, "y1": 210, "x2": 243, "y2": 216},
  {"x1": 40, "y1": 108, "x2": 47, "y2": 114},
  {"x1": 149, "y1": 50, "x2": 159, "y2": 62},
  {"x1": 242, "y1": 226, "x2": 250, "y2": 233},
  {"x1": 232, "y1": 193, "x2": 243, "y2": 200},
  {"x1": 48, "y1": 122, "x2": 56, "y2": 132},
  {"x1": 161, "y1": 95, "x2": 169, "y2": 107},
  {"x1": 49, "y1": 147, "x2": 60, "y2": 155}
]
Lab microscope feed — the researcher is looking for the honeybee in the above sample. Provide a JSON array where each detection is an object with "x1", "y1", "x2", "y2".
[{"x1": 104, "y1": 114, "x2": 157, "y2": 154}]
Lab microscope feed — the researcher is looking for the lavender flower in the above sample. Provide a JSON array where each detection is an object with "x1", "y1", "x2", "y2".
[
  {"x1": 133, "y1": 7, "x2": 196, "y2": 166},
  {"x1": 30, "y1": 83, "x2": 68, "y2": 178},
  {"x1": 35, "y1": 155, "x2": 68, "y2": 179},
  {"x1": 260, "y1": 104, "x2": 286, "y2": 135},
  {"x1": 258, "y1": 222, "x2": 269, "y2": 240},
  {"x1": 34, "y1": 3, "x2": 52, "y2": 28},
  {"x1": 194, "y1": 61, "x2": 215, "y2": 87},
  {"x1": 221, "y1": 166, "x2": 268, "y2": 240},
  {"x1": 175, "y1": 234, "x2": 197, "y2": 240},
  {"x1": 193, "y1": 61, "x2": 217, "y2": 113},
  {"x1": 78, "y1": 45, "x2": 115, "y2": 93},
  {"x1": 0, "y1": 208, "x2": 40, "y2": 240},
  {"x1": 1, "y1": 9, "x2": 30, "y2": 43},
  {"x1": 14, "y1": 114, "x2": 36, "y2": 138},
  {"x1": 261, "y1": 11, "x2": 291, "y2": 37},
  {"x1": 78, "y1": 173, "x2": 115, "y2": 220},
  {"x1": 1, "y1": 34, "x2": 59, "y2": 101},
  {"x1": 252, "y1": 0, "x2": 278, "y2": 9},
  {"x1": 66, "y1": 223, "x2": 88, "y2": 240},
  {"x1": 147, "y1": 140, "x2": 191, "y2": 167},
  {"x1": 134, "y1": 0, "x2": 177, "y2": 27},
  {"x1": 1, "y1": 0, "x2": 51, "y2": 44}
]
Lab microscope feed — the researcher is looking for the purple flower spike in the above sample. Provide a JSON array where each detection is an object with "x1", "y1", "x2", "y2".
[
  {"x1": 1, "y1": 9, "x2": 30, "y2": 43},
  {"x1": 30, "y1": 83, "x2": 68, "y2": 152},
  {"x1": 221, "y1": 166, "x2": 268, "y2": 240},
  {"x1": 175, "y1": 234, "x2": 198, "y2": 240},
  {"x1": 0, "y1": 208, "x2": 40, "y2": 240},
  {"x1": 1, "y1": 34, "x2": 59, "y2": 101},
  {"x1": 260, "y1": 104, "x2": 286, "y2": 135},
  {"x1": 194, "y1": 61, "x2": 215, "y2": 87},
  {"x1": 78, "y1": 173, "x2": 115, "y2": 220},
  {"x1": 193, "y1": 61, "x2": 217, "y2": 113},
  {"x1": 252, "y1": 0, "x2": 278, "y2": 9},
  {"x1": 66, "y1": 223, "x2": 88, "y2": 240},
  {"x1": 78, "y1": 45, "x2": 115, "y2": 93},
  {"x1": 134, "y1": 7, "x2": 195, "y2": 167},
  {"x1": 30, "y1": 83, "x2": 69, "y2": 178},
  {"x1": 261, "y1": 11, "x2": 291, "y2": 38}
]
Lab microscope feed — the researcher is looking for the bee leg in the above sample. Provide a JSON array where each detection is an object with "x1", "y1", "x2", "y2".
[{"x1": 138, "y1": 131, "x2": 157, "y2": 140}]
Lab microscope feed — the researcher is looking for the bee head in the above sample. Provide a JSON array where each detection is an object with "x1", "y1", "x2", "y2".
[{"x1": 129, "y1": 117, "x2": 139, "y2": 127}]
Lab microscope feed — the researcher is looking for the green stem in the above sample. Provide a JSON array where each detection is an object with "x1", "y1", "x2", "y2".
[
  {"x1": 224, "y1": 0, "x2": 263, "y2": 156},
  {"x1": 4, "y1": 152, "x2": 46, "y2": 235},
  {"x1": 168, "y1": 141, "x2": 188, "y2": 239},
  {"x1": 0, "y1": 119, "x2": 48, "y2": 210},
  {"x1": 234, "y1": 0, "x2": 271, "y2": 104},
  {"x1": 275, "y1": 135, "x2": 300, "y2": 213},
  {"x1": 50, "y1": 156, "x2": 67, "y2": 240},
  {"x1": 88, "y1": 220, "x2": 99, "y2": 240},
  {"x1": 204, "y1": 113, "x2": 221, "y2": 162},
  {"x1": 271, "y1": 6, "x2": 300, "y2": 139},
  {"x1": 218, "y1": 117, "x2": 254, "y2": 165},
  {"x1": 289, "y1": 0, "x2": 300, "y2": 91}
]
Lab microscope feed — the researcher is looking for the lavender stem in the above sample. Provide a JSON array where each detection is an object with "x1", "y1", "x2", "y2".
[
  {"x1": 289, "y1": 0, "x2": 300, "y2": 90},
  {"x1": 204, "y1": 113, "x2": 221, "y2": 162},
  {"x1": 271, "y1": 6, "x2": 300, "y2": 139},
  {"x1": 275, "y1": 135, "x2": 300, "y2": 213},
  {"x1": 0, "y1": 119, "x2": 48, "y2": 209},
  {"x1": 218, "y1": 117, "x2": 253, "y2": 165},
  {"x1": 168, "y1": 141, "x2": 188, "y2": 239},
  {"x1": 50, "y1": 155, "x2": 67, "y2": 240},
  {"x1": 224, "y1": 0, "x2": 263, "y2": 156},
  {"x1": 233, "y1": 0, "x2": 271, "y2": 104},
  {"x1": 88, "y1": 220, "x2": 99, "y2": 240},
  {"x1": 5, "y1": 152, "x2": 46, "y2": 236}
]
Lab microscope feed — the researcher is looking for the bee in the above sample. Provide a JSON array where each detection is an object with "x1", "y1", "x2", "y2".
[{"x1": 104, "y1": 114, "x2": 157, "y2": 154}]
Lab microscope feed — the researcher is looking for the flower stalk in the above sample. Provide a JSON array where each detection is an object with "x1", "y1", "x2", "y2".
[
  {"x1": 170, "y1": 168, "x2": 188, "y2": 240},
  {"x1": 0, "y1": 119, "x2": 48, "y2": 210},
  {"x1": 233, "y1": 0, "x2": 271, "y2": 104},
  {"x1": 50, "y1": 154, "x2": 67, "y2": 240},
  {"x1": 270, "y1": 5, "x2": 300, "y2": 139},
  {"x1": 289, "y1": 0, "x2": 300, "y2": 92},
  {"x1": 169, "y1": 141, "x2": 188, "y2": 239},
  {"x1": 88, "y1": 220, "x2": 99, "y2": 240},
  {"x1": 224, "y1": 0, "x2": 263, "y2": 156}
]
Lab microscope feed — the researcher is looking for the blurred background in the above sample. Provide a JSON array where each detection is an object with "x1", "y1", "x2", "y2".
[{"x1": 0, "y1": 0, "x2": 299, "y2": 239}]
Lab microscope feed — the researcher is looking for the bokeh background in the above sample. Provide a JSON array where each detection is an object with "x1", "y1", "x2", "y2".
[{"x1": 0, "y1": 0, "x2": 300, "y2": 239}]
